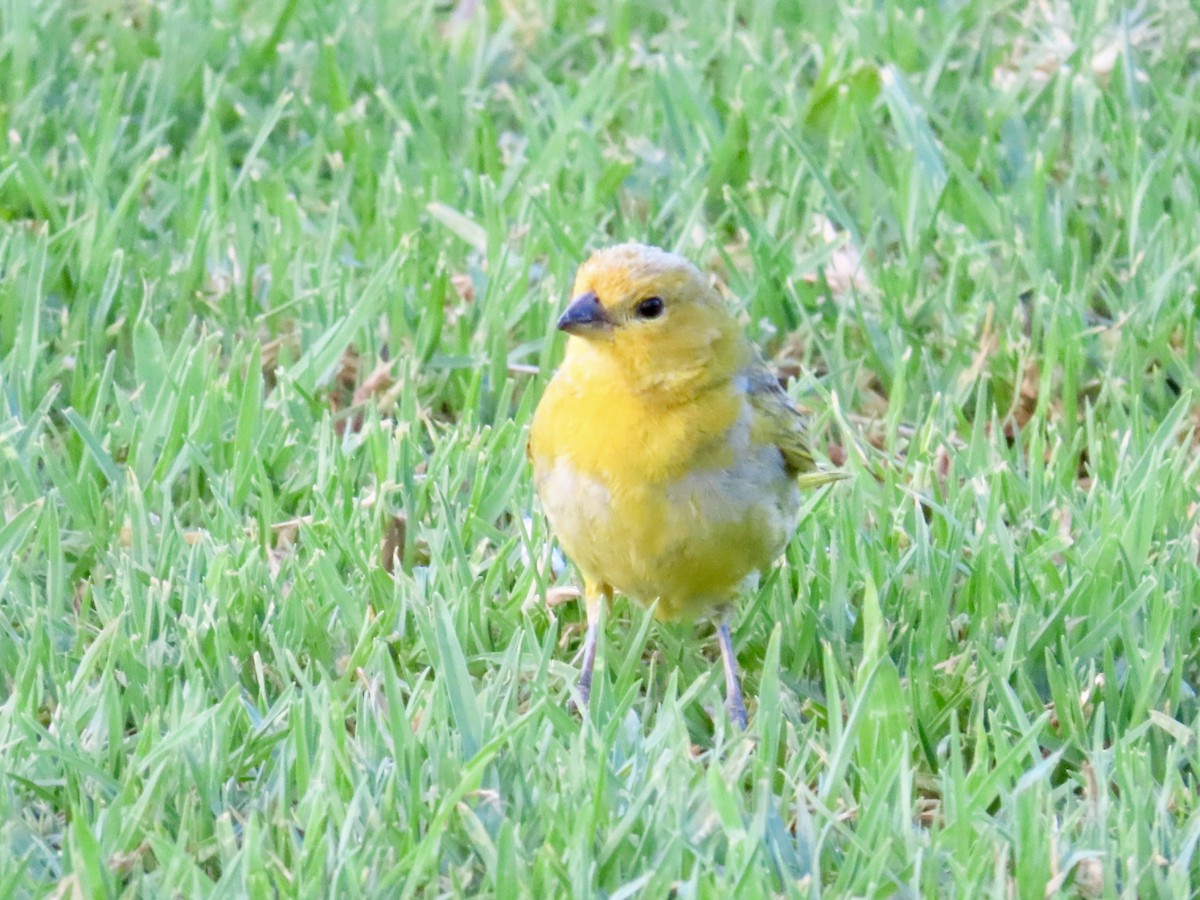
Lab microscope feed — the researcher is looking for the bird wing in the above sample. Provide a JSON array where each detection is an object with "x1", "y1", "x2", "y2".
[{"x1": 743, "y1": 364, "x2": 847, "y2": 487}]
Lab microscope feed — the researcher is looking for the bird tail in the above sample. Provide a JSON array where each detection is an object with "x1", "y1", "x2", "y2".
[{"x1": 795, "y1": 470, "x2": 850, "y2": 490}]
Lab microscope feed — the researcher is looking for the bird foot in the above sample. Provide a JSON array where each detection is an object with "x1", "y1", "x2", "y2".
[{"x1": 725, "y1": 693, "x2": 748, "y2": 731}]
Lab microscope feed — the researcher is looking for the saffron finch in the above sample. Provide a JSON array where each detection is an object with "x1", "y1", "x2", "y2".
[{"x1": 529, "y1": 243, "x2": 844, "y2": 728}]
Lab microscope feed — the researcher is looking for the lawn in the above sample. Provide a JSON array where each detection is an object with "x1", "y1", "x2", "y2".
[{"x1": 2, "y1": 0, "x2": 1199, "y2": 896}]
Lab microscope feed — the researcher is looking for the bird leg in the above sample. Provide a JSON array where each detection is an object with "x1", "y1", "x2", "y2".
[
  {"x1": 717, "y1": 616, "x2": 748, "y2": 730},
  {"x1": 576, "y1": 582, "x2": 610, "y2": 708},
  {"x1": 578, "y1": 613, "x2": 598, "y2": 706}
]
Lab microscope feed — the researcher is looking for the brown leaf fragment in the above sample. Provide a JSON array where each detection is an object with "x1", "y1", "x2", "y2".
[
  {"x1": 332, "y1": 351, "x2": 400, "y2": 435},
  {"x1": 381, "y1": 515, "x2": 408, "y2": 575},
  {"x1": 450, "y1": 273, "x2": 475, "y2": 304},
  {"x1": 336, "y1": 344, "x2": 361, "y2": 392},
  {"x1": 353, "y1": 360, "x2": 396, "y2": 407},
  {"x1": 108, "y1": 841, "x2": 153, "y2": 875}
]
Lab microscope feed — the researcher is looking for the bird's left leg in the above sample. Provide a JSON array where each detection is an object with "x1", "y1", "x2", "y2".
[
  {"x1": 577, "y1": 580, "x2": 612, "y2": 708},
  {"x1": 717, "y1": 613, "x2": 748, "y2": 730}
]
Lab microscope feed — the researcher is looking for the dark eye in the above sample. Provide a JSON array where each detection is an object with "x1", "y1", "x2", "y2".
[{"x1": 635, "y1": 297, "x2": 664, "y2": 319}]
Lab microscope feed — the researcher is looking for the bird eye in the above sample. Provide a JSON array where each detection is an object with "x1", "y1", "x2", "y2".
[{"x1": 635, "y1": 297, "x2": 664, "y2": 319}]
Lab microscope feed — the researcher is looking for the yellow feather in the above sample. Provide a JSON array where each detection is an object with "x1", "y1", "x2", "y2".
[{"x1": 528, "y1": 243, "x2": 846, "y2": 723}]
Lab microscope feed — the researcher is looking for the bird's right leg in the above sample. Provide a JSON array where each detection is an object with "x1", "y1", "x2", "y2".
[
  {"x1": 717, "y1": 615, "x2": 748, "y2": 730},
  {"x1": 577, "y1": 580, "x2": 611, "y2": 707}
]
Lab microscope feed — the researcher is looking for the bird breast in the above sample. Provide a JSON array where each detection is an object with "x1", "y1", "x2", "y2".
[{"x1": 533, "y1": 391, "x2": 801, "y2": 620}]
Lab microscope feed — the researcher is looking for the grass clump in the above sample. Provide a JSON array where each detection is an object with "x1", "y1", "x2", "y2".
[{"x1": 1, "y1": 0, "x2": 1199, "y2": 895}]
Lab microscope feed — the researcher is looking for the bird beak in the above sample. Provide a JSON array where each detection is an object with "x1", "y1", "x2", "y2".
[{"x1": 556, "y1": 291, "x2": 611, "y2": 336}]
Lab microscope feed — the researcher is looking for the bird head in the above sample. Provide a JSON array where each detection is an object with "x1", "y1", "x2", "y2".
[{"x1": 557, "y1": 243, "x2": 746, "y2": 399}]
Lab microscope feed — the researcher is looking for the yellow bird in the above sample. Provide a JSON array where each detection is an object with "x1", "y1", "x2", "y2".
[{"x1": 529, "y1": 243, "x2": 844, "y2": 727}]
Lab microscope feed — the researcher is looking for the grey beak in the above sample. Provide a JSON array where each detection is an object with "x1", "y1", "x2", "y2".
[{"x1": 556, "y1": 291, "x2": 611, "y2": 334}]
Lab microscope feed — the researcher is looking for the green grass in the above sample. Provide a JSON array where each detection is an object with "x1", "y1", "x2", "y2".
[{"x1": 2, "y1": 0, "x2": 1199, "y2": 895}]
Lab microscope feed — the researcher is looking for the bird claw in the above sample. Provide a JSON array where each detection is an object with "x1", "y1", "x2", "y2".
[
  {"x1": 545, "y1": 585, "x2": 583, "y2": 608},
  {"x1": 725, "y1": 693, "x2": 749, "y2": 731},
  {"x1": 569, "y1": 672, "x2": 592, "y2": 717}
]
